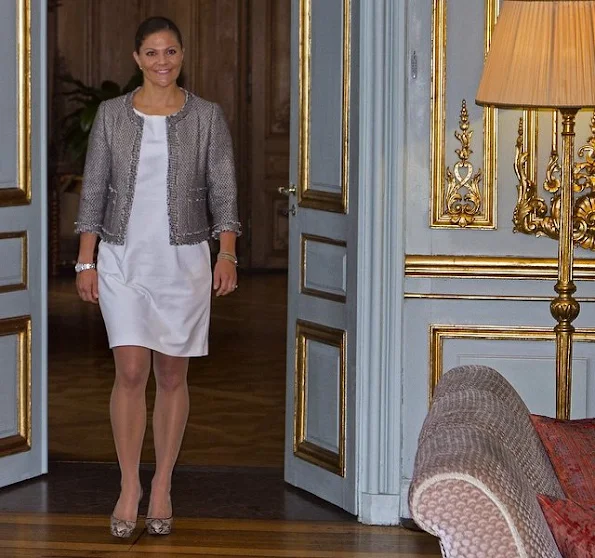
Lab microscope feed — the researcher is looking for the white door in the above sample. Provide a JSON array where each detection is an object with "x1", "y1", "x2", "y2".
[
  {"x1": 283, "y1": 0, "x2": 357, "y2": 513},
  {"x1": 0, "y1": 0, "x2": 47, "y2": 488}
]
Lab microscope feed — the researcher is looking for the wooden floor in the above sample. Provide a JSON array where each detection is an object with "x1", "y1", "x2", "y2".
[
  {"x1": 49, "y1": 272, "x2": 287, "y2": 466},
  {"x1": 0, "y1": 514, "x2": 441, "y2": 557},
  {"x1": 38, "y1": 273, "x2": 442, "y2": 557}
]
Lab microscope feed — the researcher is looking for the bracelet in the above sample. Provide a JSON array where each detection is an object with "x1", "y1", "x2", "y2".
[{"x1": 217, "y1": 251, "x2": 237, "y2": 265}]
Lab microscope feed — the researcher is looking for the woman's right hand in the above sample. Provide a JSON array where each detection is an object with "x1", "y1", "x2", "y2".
[{"x1": 76, "y1": 269, "x2": 99, "y2": 304}]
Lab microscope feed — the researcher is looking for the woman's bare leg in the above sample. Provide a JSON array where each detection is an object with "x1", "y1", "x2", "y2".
[
  {"x1": 149, "y1": 352, "x2": 190, "y2": 518},
  {"x1": 111, "y1": 345, "x2": 151, "y2": 521}
]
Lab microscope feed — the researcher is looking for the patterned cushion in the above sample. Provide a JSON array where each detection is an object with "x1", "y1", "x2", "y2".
[
  {"x1": 530, "y1": 416, "x2": 595, "y2": 504},
  {"x1": 537, "y1": 495, "x2": 595, "y2": 558}
]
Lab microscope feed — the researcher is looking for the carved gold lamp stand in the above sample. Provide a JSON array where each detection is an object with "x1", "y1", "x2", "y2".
[
  {"x1": 551, "y1": 109, "x2": 580, "y2": 420},
  {"x1": 513, "y1": 108, "x2": 595, "y2": 417},
  {"x1": 476, "y1": 0, "x2": 595, "y2": 420}
]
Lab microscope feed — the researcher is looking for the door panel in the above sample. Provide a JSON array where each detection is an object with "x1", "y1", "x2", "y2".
[
  {"x1": 0, "y1": 0, "x2": 47, "y2": 488},
  {"x1": 401, "y1": 0, "x2": 595, "y2": 517},
  {"x1": 284, "y1": 0, "x2": 357, "y2": 513},
  {"x1": 249, "y1": 0, "x2": 291, "y2": 268}
]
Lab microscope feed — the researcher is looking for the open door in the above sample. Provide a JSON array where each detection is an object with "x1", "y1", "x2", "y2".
[
  {"x1": 0, "y1": 0, "x2": 47, "y2": 488},
  {"x1": 283, "y1": 0, "x2": 358, "y2": 513}
]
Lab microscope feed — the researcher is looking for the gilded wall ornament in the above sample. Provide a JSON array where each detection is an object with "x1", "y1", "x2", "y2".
[
  {"x1": 430, "y1": 0, "x2": 497, "y2": 229},
  {"x1": 444, "y1": 100, "x2": 483, "y2": 227},
  {"x1": 514, "y1": 112, "x2": 595, "y2": 251}
]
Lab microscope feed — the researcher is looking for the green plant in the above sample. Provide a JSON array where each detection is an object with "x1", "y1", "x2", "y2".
[{"x1": 60, "y1": 72, "x2": 142, "y2": 167}]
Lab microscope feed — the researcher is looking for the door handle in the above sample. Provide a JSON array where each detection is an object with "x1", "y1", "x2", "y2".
[{"x1": 278, "y1": 184, "x2": 297, "y2": 197}]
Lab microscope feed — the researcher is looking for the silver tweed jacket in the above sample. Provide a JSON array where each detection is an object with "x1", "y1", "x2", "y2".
[{"x1": 75, "y1": 89, "x2": 241, "y2": 245}]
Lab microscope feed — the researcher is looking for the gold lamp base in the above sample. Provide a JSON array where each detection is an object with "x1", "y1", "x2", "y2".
[{"x1": 550, "y1": 109, "x2": 580, "y2": 420}]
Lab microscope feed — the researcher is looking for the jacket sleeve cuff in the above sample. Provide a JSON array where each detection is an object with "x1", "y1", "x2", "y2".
[
  {"x1": 74, "y1": 222, "x2": 103, "y2": 235},
  {"x1": 211, "y1": 221, "x2": 242, "y2": 239}
]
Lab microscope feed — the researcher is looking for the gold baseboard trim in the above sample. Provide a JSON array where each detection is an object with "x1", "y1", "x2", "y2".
[{"x1": 406, "y1": 255, "x2": 595, "y2": 280}]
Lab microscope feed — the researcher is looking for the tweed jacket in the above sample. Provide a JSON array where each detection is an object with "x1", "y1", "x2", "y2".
[{"x1": 75, "y1": 89, "x2": 241, "y2": 245}]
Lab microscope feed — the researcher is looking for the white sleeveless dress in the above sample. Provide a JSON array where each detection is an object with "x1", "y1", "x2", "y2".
[{"x1": 97, "y1": 110, "x2": 212, "y2": 357}]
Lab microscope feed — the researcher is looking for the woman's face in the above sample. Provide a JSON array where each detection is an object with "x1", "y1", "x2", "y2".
[{"x1": 133, "y1": 30, "x2": 184, "y2": 88}]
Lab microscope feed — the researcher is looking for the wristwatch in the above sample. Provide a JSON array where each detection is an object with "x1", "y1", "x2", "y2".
[{"x1": 74, "y1": 262, "x2": 96, "y2": 273}]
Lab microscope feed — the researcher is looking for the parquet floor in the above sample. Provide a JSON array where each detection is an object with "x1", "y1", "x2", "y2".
[
  {"x1": 0, "y1": 515, "x2": 441, "y2": 557},
  {"x1": 49, "y1": 271, "x2": 287, "y2": 466},
  {"x1": 1, "y1": 273, "x2": 443, "y2": 557}
]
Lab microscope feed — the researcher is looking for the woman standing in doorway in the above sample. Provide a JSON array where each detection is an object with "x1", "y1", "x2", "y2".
[{"x1": 74, "y1": 16, "x2": 240, "y2": 538}]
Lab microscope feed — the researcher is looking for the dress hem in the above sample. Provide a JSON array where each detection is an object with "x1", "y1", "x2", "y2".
[{"x1": 109, "y1": 341, "x2": 208, "y2": 358}]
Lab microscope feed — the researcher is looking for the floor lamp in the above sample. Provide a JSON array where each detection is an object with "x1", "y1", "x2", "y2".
[{"x1": 476, "y1": 0, "x2": 595, "y2": 420}]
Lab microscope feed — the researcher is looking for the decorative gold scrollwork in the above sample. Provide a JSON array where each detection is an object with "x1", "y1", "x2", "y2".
[
  {"x1": 444, "y1": 100, "x2": 483, "y2": 227},
  {"x1": 513, "y1": 118, "x2": 556, "y2": 238},
  {"x1": 513, "y1": 112, "x2": 595, "y2": 251}
]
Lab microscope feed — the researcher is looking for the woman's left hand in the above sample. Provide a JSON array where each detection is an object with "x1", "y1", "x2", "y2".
[{"x1": 213, "y1": 259, "x2": 237, "y2": 297}]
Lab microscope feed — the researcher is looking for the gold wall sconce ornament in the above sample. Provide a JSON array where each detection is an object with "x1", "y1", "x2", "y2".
[
  {"x1": 514, "y1": 111, "x2": 595, "y2": 251},
  {"x1": 444, "y1": 100, "x2": 483, "y2": 228},
  {"x1": 477, "y1": 0, "x2": 595, "y2": 420}
]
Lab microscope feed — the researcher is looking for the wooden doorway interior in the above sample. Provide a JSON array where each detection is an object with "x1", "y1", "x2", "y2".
[
  {"x1": 47, "y1": 1, "x2": 290, "y2": 466},
  {"x1": 49, "y1": 0, "x2": 290, "y2": 270}
]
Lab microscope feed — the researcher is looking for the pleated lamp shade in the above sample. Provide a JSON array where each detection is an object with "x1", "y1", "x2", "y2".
[{"x1": 476, "y1": 0, "x2": 595, "y2": 108}]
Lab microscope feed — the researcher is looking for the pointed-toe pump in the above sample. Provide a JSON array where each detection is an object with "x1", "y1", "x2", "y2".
[
  {"x1": 145, "y1": 516, "x2": 173, "y2": 535},
  {"x1": 110, "y1": 515, "x2": 137, "y2": 538}
]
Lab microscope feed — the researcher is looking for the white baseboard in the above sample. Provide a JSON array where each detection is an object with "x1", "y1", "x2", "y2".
[
  {"x1": 400, "y1": 479, "x2": 412, "y2": 518},
  {"x1": 358, "y1": 493, "x2": 402, "y2": 525}
]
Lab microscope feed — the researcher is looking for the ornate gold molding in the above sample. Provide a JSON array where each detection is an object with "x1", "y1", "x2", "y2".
[
  {"x1": 444, "y1": 100, "x2": 483, "y2": 227},
  {"x1": 429, "y1": 324, "x2": 595, "y2": 418},
  {"x1": 298, "y1": 0, "x2": 350, "y2": 213},
  {"x1": 0, "y1": 316, "x2": 32, "y2": 458},
  {"x1": 514, "y1": 111, "x2": 595, "y2": 251},
  {"x1": 431, "y1": 0, "x2": 497, "y2": 229},
  {"x1": 0, "y1": 0, "x2": 31, "y2": 207},
  {"x1": 294, "y1": 320, "x2": 346, "y2": 476},
  {"x1": 406, "y1": 293, "x2": 595, "y2": 302},
  {"x1": 405, "y1": 254, "x2": 595, "y2": 280},
  {"x1": 0, "y1": 231, "x2": 28, "y2": 294}
]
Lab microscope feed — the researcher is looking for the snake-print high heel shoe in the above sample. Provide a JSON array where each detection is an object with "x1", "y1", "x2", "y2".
[
  {"x1": 110, "y1": 489, "x2": 143, "y2": 538},
  {"x1": 145, "y1": 494, "x2": 173, "y2": 535},
  {"x1": 145, "y1": 515, "x2": 173, "y2": 535}
]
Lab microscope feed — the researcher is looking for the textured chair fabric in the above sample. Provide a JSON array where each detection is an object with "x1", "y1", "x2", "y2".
[{"x1": 409, "y1": 365, "x2": 564, "y2": 558}]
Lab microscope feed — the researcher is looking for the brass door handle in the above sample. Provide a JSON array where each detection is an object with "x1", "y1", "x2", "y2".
[{"x1": 278, "y1": 184, "x2": 297, "y2": 197}]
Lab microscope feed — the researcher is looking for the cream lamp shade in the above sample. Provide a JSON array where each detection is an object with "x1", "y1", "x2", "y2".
[{"x1": 476, "y1": 0, "x2": 595, "y2": 109}]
